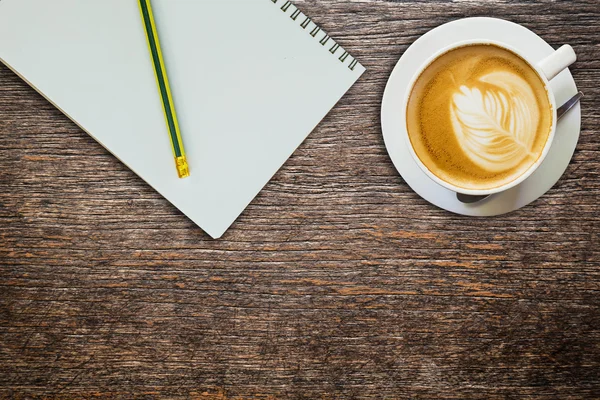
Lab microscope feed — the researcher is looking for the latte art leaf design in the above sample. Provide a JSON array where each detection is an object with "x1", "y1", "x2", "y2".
[{"x1": 450, "y1": 72, "x2": 540, "y2": 173}]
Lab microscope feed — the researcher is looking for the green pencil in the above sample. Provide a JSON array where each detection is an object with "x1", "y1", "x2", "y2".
[{"x1": 138, "y1": 0, "x2": 190, "y2": 179}]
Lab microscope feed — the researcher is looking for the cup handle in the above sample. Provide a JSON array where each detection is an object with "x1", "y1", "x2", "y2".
[{"x1": 537, "y1": 45, "x2": 577, "y2": 81}]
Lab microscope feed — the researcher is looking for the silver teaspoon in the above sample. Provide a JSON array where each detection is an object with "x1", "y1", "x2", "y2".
[{"x1": 456, "y1": 91, "x2": 584, "y2": 204}]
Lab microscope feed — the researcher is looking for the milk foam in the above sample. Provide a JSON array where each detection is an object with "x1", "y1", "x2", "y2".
[{"x1": 450, "y1": 71, "x2": 540, "y2": 172}]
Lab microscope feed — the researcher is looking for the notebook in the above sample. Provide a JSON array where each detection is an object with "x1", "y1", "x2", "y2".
[{"x1": 0, "y1": 0, "x2": 365, "y2": 238}]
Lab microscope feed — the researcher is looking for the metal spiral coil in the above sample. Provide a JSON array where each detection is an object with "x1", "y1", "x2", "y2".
[{"x1": 270, "y1": 0, "x2": 359, "y2": 71}]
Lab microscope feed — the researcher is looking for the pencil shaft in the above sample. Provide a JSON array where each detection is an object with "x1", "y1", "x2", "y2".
[{"x1": 139, "y1": 0, "x2": 189, "y2": 178}]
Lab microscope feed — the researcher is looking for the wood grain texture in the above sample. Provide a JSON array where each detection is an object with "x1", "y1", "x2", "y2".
[{"x1": 0, "y1": 0, "x2": 599, "y2": 398}]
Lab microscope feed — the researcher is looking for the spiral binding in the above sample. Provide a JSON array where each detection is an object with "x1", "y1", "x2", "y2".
[{"x1": 270, "y1": 0, "x2": 360, "y2": 71}]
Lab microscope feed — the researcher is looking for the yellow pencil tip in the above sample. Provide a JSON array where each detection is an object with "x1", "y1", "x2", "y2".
[{"x1": 175, "y1": 156, "x2": 190, "y2": 178}]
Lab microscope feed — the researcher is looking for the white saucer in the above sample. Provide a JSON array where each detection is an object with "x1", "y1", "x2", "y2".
[{"x1": 381, "y1": 17, "x2": 581, "y2": 216}]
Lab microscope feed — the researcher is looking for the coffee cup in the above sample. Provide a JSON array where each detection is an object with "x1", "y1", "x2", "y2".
[{"x1": 402, "y1": 40, "x2": 576, "y2": 196}]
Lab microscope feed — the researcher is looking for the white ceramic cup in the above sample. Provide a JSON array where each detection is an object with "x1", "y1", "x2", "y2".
[{"x1": 402, "y1": 40, "x2": 577, "y2": 196}]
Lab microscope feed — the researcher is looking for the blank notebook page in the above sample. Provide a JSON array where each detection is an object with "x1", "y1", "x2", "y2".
[{"x1": 0, "y1": 0, "x2": 365, "y2": 238}]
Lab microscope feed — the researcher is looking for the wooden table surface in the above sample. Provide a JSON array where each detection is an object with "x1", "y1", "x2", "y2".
[{"x1": 1, "y1": 0, "x2": 599, "y2": 398}]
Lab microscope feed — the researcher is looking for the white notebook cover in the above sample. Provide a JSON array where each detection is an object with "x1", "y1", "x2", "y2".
[{"x1": 0, "y1": 0, "x2": 365, "y2": 238}]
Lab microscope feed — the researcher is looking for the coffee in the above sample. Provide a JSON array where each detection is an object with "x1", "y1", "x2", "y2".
[{"x1": 406, "y1": 44, "x2": 553, "y2": 191}]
